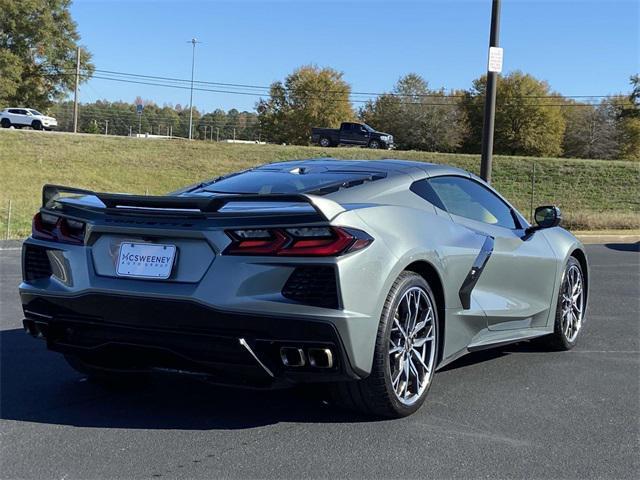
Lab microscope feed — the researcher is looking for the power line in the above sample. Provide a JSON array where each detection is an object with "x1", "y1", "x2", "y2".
[
  {"x1": 85, "y1": 75, "x2": 627, "y2": 108},
  {"x1": 90, "y1": 68, "x2": 613, "y2": 100}
]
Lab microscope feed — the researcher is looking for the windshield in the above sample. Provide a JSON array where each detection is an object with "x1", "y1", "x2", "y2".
[
  {"x1": 201, "y1": 169, "x2": 381, "y2": 195},
  {"x1": 363, "y1": 124, "x2": 375, "y2": 132},
  {"x1": 28, "y1": 109, "x2": 42, "y2": 116}
]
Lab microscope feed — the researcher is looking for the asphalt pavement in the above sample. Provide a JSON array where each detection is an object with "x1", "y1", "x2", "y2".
[{"x1": 1, "y1": 242, "x2": 638, "y2": 479}]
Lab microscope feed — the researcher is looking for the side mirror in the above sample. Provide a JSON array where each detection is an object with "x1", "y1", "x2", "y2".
[{"x1": 526, "y1": 206, "x2": 562, "y2": 235}]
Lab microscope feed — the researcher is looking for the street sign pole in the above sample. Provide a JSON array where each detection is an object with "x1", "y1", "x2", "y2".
[
  {"x1": 136, "y1": 103, "x2": 143, "y2": 136},
  {"x1": 480, "y1": 0, "x2": 502, "y2": 183},
  {"x1": 187, "y1": 38, "x2": 201, "y2": 140}
]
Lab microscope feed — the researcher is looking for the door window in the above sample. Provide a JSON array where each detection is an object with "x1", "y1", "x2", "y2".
[{"x1": 428, "y1": 176, "x2": 517, "y2": 229}]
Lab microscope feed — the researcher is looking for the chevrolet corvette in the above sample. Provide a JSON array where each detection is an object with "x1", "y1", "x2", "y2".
[{"x1": 20, "y1": 159, "x2": 588, "y2": 417}]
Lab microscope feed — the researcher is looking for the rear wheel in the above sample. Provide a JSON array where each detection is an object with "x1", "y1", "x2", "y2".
[
  {"x1": 331, "y1": 272, "x2": 438, "y2": 418},
  {"x1": 0, "y1": 118, "x2": 10, "y2": 128},
  {"x1": 541, "y1": 257, "x2": 586, "y2": 350},
  {"x1": 319, "y1": 137, "x2": 331, "y2": 147}
]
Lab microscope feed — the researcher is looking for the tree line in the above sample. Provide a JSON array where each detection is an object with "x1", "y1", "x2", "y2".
[
  {"x1": 258, "y1": 66, "x2": 639, "y2": 160},
  {"x1": 49, "y1": 100, "x2": 259, "y2": 141},
  {"x1": 2, "y1": 1, "x2": 638, "y2": 159}
]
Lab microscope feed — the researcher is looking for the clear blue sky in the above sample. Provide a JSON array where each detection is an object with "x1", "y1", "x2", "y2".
[{"x1": 72, "y1": 0, "x2": 639, "y2": 112}]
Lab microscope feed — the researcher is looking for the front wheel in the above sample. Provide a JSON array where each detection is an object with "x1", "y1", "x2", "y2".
[
  {"x1": 331, "y1": 272, "x2": 439, "y2": 417},
  {"x1": 319, "y1": 137, "x2": 332, "y2": 148},
  {"x1": 31, "y1": 120, "x2": 43, "y2": 130},
  {"x1": 541, "y1": 256, "x2": 586, "y2": 350},
  {"x1": 368, "y1": 139, "x2": 381, "y2": 149}
]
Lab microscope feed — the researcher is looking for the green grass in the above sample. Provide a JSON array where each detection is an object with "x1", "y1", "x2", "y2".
[{"x1": 1, "y1": 129, "x2": 638, "y2": 238}]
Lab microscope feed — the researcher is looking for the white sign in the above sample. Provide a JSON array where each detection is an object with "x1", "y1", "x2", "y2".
[
  {"x1": 488, "y1": 47, "x2": 504, "y2": 73},
  {"x1": 116, "y1": 242, "x2": 176, "y2": 279}
]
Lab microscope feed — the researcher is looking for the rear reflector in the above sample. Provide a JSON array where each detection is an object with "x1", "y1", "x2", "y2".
[{"x1": 224, "y1": 226, "x2": 372, "y2": 257}]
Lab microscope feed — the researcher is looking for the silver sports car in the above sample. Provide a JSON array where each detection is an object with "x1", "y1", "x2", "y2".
[{"x1": 20, "y1": 159, "x2": 588, "y2": 417}]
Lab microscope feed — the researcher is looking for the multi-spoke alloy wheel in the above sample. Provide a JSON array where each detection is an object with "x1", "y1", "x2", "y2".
[
  {"x1": 329, "y1": 271, "x2": 439, "y2": 418},
  {"x1": 560, "y1": 263, "x2": 584, "y2": 343},
  {"x1": 389, "y1": 287, "x2": 436, "y2": 405},
  {"x1": 542, "y1": 256, "x2": 587, "y2": 350}
]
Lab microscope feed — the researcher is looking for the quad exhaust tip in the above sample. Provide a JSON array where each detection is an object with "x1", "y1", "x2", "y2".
[
  {"x1": 308, "y1": 348, "x2": 334, "y2": 369},
  {"x1": 279, "y1": 346, "x2": 334, "y2": 369},
  {"x1": 280, "y1": 347, "x2": 306, "y2": 367}
]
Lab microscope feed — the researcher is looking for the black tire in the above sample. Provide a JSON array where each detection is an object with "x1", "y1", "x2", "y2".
[
  {"x1": 330, "y1": 271, "x2": 439, "y2": 418},
  {"x1": 319, "y1": 137, "x2": 332, "y2": 148},
  {"x1": 368, "y1": 139, "x2": 381, "y2": 149},
  {"x1": 31, "y1": 120, "x2": 43, "y2": 130},
  {"x1": 0, "y1": 118, "x2": 10, "y2": 128},
  {"x1": 64, "y1": 354, "x2": 149, "y2": 387},
  {"x1": 539, "y1": 256, "x2": 586, "y2": 350}
]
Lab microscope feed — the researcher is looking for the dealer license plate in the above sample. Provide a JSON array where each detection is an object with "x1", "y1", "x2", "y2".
[{"x1": 116, "y1": 242, "x2": 176, "y2": 279}]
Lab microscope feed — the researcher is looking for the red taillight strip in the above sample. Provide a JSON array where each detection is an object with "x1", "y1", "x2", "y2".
[
  {"x1": 281, "y1": 227, "x2": 354, "y2": 256},
  {"x1": 224, "y1": 227, "x2": 372, "y2": 257},
  {"x1": 226, "y1": 230, "x2": 288, "y2": 255},
  {"x1": 32, "y1": 213, "x2": 85, "y2": 245}
]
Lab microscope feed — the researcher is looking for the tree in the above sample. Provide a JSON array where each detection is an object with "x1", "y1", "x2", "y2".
[
  {"x1": 562, "y1": 101, "x2": 619, "y2": 159},
  {"x1": 0, "y1": 0, "x2": 94, "y2": 109},
  {"x1": 360, "y1": 74, "x2": 467, "y2": 152},
  {"x1": 461, "y1": 71, "x2": 565, "y2": 157},
  {"x1": 257, "y1": 65, "x2": 354, "y2": 144},
  {"x1": 614, "y1": 75, "x2": 640, "y2": 160}
]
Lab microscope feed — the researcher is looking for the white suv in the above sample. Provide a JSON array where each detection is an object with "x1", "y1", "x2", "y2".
[{"x1": 0, "y1": 108, "x2": 58, "y2": 130}]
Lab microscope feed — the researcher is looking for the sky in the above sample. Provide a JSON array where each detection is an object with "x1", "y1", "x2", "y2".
[{"x1": 71, "y1": 0, "x2": 639, "y2": 112}]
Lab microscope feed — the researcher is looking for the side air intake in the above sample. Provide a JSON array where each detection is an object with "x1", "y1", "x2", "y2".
[
  {"x1": 282, "y1": 266, "x2": 339, "y2": 309},
  {"x1": 23, "y1": 244, "x2": 53, "y2": 282}
]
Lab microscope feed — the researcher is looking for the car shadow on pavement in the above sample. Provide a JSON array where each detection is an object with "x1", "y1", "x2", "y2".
[
  {"x1": 604, "y1": 242, "x2": 640, "y2": 252},
  {"x1": 0, "y1": 328, "x2": 375, "y2": 429},
  {"x1": 438, "y1": 339, "x2": 556, "y2": 372}
]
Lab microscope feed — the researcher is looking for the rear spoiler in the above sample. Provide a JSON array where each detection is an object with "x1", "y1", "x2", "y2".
[{"x1": 42, "y1": 184, "x2": 345, "y2": 221}]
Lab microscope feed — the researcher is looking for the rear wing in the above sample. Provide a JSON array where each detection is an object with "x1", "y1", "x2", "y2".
[{"x1": 42, "y1": 184, "x2": 345, "y2": 222}]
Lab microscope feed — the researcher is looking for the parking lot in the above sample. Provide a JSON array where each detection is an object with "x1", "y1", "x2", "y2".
[{"x1": 1, "y1": 242, "x2": 638, "y2": 479}]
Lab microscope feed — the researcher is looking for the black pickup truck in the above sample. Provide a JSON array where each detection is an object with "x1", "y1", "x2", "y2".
[{"x1": 311, "y1": 122, "x2": 394, "y2": 149}]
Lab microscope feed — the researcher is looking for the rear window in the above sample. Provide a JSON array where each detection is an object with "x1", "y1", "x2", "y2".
[{"x1": 201, "y1": 169, "x2": 384, "y2": 195}]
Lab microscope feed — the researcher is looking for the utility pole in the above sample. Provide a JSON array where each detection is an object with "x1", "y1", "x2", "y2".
[
  {"x1": 216, "y1": 128, "x2": 219, "y2": 142},
  {"x1": 480, "y1": 0, "x2": 502, "y2": 183},
  {"x1": 129, "y1": 125, "x2": 132, "y2": 137},
  {"x1": 73, "y1": 47, "x2": 81, "y2": 133},
  {"x1": 187, "y1": 38, "x2": 201, "y2": 140},
  {"x1": 204, "y1": 125, "x2": 207, "y2": 141},
  {"x1": 104, "y1": 120, "x2": 108, "y2": 135}
]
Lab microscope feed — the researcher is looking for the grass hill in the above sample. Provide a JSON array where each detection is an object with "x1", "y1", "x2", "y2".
[{"x1": 1, "y1": 130, "x2": 638, "y2": 238}]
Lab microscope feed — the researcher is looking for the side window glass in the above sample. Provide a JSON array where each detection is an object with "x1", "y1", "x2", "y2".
[
  {"x1": 428, "y1": 176, "x2": 517, "y2": 229},
  {"x1": 410, "y1": 179, "x2": 446, "y2": 211}
]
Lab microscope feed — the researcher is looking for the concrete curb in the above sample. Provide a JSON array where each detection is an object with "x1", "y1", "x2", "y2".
[{"x1": 575, "y1": 234, "x2": 640, "y2": 245}]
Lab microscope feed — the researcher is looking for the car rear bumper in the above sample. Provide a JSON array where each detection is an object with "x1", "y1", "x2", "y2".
[{"x1": 21, "y1": 291, "x2": 361, "y2": 388}]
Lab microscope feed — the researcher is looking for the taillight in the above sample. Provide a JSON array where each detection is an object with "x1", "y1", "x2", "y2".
[
  {"x1": 224, "y1": 226, "x2": 373, "y2": 256},
  {"x1": 32, "y1": 212, "x2": 86, "y2": 245}
]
